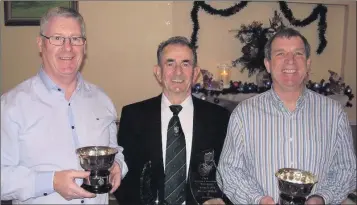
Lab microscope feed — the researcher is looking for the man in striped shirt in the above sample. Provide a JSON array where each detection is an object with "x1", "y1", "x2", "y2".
[{"x1": 217, "y1": 28, "x2": 356, "y2": 204}]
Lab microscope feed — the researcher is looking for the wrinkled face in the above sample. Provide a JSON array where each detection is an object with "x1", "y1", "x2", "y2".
[
  {"x1": 264, "y1": 37, "x2": 311, "y2": 92},
  {"x1": 37, "y1": 16, "x2": 86, "y2": 81},
  {"x1": 154, "y1": 44, "x2": 200, "y2": 99}
]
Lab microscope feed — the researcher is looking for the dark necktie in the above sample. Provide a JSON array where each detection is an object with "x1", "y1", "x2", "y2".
[{"x1": 164, "y1": 105, "x2": 186, "y2": 204}]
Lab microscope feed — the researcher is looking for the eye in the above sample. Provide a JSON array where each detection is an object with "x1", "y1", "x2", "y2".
[
  {"x1": 53, "y1": 36, "x2": 63, "y2": 41},
  {"x1": 295, "y1": 51, "x2": 304, "y2": 56},
  {"x1": 71, "y1": 37, "x2": 80, "y2": 42},
  {"x1": 166, "y1": 62, "x2": 175, "y2": 68},
  {"x1": 181, "y1": 62, "x2": 191, "y2": 68}
]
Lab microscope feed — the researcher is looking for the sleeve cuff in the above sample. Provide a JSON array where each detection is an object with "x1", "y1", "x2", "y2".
[
  {"x1": 35, "y1": 171, "x2": 55, "y2": 197},
  {"x1": 115, "y1": 160, "x2": 128, "y2": 179}
]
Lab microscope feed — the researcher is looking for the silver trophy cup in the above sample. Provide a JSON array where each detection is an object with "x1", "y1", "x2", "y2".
[
  {"x1": 275, "y1": 168, "x2": 318, "y2": 205},
  {"x1": 76, "y1": 146, "x2": 118, "y2": 194}
]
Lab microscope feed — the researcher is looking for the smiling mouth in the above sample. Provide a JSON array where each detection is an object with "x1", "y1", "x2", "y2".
[
  {"x1": 282, "y1": 69, "x2": 297, "y2": 74},
  {"x1": 172, "y1": 79, "x2": 184, "y2": 83},
  {"x1": 59, "y1": 57, "x2": 74, "y2": 60}
]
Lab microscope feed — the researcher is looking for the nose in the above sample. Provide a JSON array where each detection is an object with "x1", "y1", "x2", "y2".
[
  {"x1": 284, "y1": 52, "x2": 295, "y2": 64},
  {"x1": 174, "y1": 64, "x2": 183, "y2": 75},
  {"x1": 63, "y1": 38, "x2": 73, "y2": 51}
]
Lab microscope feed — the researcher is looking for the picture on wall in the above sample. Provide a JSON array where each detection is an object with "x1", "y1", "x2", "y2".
[{"x1": 4, "y1": 1, "x2": 78, "y2": 26}]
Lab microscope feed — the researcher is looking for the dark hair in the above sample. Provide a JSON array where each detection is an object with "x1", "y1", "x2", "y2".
[
  {"x1": 264, "y1": 27, "x2": 311, "y2": 60},
  {"x1": 156, "y1": 36, "x2": 197, "y2": 67}
]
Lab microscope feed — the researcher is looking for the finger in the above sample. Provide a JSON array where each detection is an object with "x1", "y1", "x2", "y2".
[
  {"x1": 72, "y1": 185, "x2": 96, "y2": 198},
  {"x1": 110, "y1": 174, "x2": 121, "y2": 193},
  {"x1": 68, "y1": 192, "x2": 81, "y2": 200},
  {"x1": 70, "y1": 170, "x2": 91, "y2": 179}
]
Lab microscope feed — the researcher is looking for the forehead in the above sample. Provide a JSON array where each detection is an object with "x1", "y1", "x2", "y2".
[
  {"x1": 45, "y1": 16, "x2": 81, "y2": 35},
  {"x1": 271, "y1": 36, "x2": 305, "y2": 51},
  {"x1": 161, "y1": 44, "x2": 193, "y2": 61}
]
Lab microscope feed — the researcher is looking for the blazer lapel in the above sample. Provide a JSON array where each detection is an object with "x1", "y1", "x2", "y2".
[{"x1": 145, "y1": 94, "x2": 165, "y2": 202}]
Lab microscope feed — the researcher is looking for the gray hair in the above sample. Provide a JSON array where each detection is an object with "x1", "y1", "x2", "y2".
[
  {"x1": 157, "y1": 36, "x2": 197, "y2": 67},
  {"x1": 264, "y1": 27, "x2": 311, "y2": 60},
  {"x1": 40, "y1": 7, "x2": 86, "y2": 38}
]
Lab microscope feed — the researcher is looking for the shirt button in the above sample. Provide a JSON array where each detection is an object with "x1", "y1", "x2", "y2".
[
  {"x1": 43, "y1": 192, "x2": 47, "y2": 196},
  {"x1": 68, "y1": 103, "x2": 71, "y2": 106},
  {"x1": 57, "y1": 88, "x2": 61, "y2": 91},
  {"x1": 71, "y1": 126, "x2": 75, "y2": 129},
  {"x1": 289, "y1": 138, "x2": 293, "y2": 142},
  {"x1": 81, "y1": 200, "x2": 84, "y2": 203}
]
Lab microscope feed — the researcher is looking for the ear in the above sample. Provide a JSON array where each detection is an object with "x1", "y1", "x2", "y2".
[
  {"x1": 264, "y1": 58, "x2": 271, "y2": 73},
  {"x1": 37, "y1": 36, "x2": 43, "y2": 52},
  {"x1": 192, "y1": 66, "x2": 201, "y2": 83},
  {"x1": 153, "y1": 65, "x2": 162, "y2": 83},
  {"x1": 83, "y1": 41, "x2": 87, "y2": 55},
  {"x1": 306, "y1": 58, "x2": 312, "y2": 73}
]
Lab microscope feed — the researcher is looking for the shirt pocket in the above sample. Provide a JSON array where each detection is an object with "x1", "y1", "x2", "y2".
[{"x1": 84, "y1": 109, "x2": 116, "y2": 146}]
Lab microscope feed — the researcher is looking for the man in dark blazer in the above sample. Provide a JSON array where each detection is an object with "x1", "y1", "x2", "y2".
[{"x1": 113, "y1": 36, "x2": 231, "y2": 205}]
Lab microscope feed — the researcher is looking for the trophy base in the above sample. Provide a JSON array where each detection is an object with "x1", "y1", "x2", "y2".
[
  {"x1": 279, "y1": 193, "x2": 306, "y2": 205},
  {"x1": 81, "y1": 183, "x2": 112, "y2": 194}
]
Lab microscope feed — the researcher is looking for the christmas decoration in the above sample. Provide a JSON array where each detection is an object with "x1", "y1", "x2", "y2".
[
  {"x1": 194, "y1": 70, "x2": 354, "y2": 107},
  {"x1": 231, "y1": 11, "x2": 285, "y2": 77},
  {"x1": 190, "y1": 1, "x2": 328, "y2": 54},
  {"x1": 279, "y1": 2, "x2": 327, "y2": 54}
]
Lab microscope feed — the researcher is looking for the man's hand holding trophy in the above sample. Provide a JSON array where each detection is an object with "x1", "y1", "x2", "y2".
[
  {"x1": 53, "y1": 169, "x2": 96, "y2": 201},
  {"x1": 51, "y1": 146, "x2": 121, "y2": 201}
]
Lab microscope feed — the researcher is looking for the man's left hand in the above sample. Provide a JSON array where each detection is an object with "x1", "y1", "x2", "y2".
[
  {"x1": 306, "y1": 196, "x2": 324, "y2": 205},
  {"x1": 203, "y1": 198, "x2": 225, "y2": 205},
  {"x1": 109, "y1": 162, "x2": 121, "y2": 193}
]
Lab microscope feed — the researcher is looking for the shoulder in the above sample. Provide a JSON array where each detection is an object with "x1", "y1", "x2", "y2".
[
  {"x1": 83, "y1": 80, "x2": 111, "y2": 100},
  {"x1": 1, "y1": 75, "x2": 39, "y2": 108},
  {"x1": 122, "y1": 95, "x2": 161, "y2": 113},
  {"x1": 193, "y1": 96, "x2": 231, "y2": 118},
  {"x1": 82, "y1": 80, "x2": 116, "y2": 106},
  {"x1": 235, "y1": 91, "x2": 270, "y2": 110},
  {"x1": 306, "y1": 89, "x2": 345, "y2": 112},
  {"x1": 81, "y1": 80, "x2": 118, "y2": 117}
]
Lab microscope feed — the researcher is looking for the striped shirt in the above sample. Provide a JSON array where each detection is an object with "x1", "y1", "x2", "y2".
[{"x1": 217, "y1": 88, "x2": 356, "y2": 204}]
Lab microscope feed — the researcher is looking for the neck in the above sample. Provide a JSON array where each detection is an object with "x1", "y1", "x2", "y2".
[
  {"x1": 164, "y1": 92, "x2": 190, "y2": 105},
  {"x1": 274, "y1": 86, "x2": 304, "y2": 111}
]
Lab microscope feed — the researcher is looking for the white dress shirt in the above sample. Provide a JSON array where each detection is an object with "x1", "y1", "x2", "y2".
[{"x1": 161, "y1": 94, "x2": 193, "y2": 176}]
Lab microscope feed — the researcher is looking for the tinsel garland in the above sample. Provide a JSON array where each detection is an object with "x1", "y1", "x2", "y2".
[
  {"x1": 190, "y1": 1, "x2": 249, "y2": 49},
  {"x1": 190, "y1": 1, "x2": 328, "y2": 54},
  {"x1": 279, "y1": 1, "x2": 327, "y2": 54}
]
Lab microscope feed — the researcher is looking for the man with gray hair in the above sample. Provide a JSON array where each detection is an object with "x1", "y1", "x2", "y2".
[
  {"x1": 218, "y1": 27, "x2": 356, "y2": 205},
  {"x1": 113, "y1": 36, "x2": 231, "y2": 204},
  {"x1": 1, "y1": 7, "x2": 127, "y2": 204}
]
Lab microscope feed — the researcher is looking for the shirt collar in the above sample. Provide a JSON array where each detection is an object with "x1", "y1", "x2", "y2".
[
  {"x1": 38, "y1": 67, "x2": 84, "y2": 92},
  {"x1": 269, "y1": 85, "x2": 309, "y2": 110},
  {"x1": 161, "y1": 93, "x2": 193, "y2": 110}
]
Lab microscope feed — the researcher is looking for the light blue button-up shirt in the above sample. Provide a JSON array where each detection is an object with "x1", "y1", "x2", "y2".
[{"x1": 1, "y1": 69, "x2": 128, "y2": 204}]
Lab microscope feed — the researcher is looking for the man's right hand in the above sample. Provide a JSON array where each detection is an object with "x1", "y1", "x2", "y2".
[
  {"x1": 259, "y1": 196, "x2": 275, "y2": 205},
  {"x1": 53, "y1": 170, "x2": 96, "y2": 200}
]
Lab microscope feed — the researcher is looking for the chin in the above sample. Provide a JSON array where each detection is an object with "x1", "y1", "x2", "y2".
[{"x1": 58, "y1": 66, "x2": 78, "y2": 74}]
